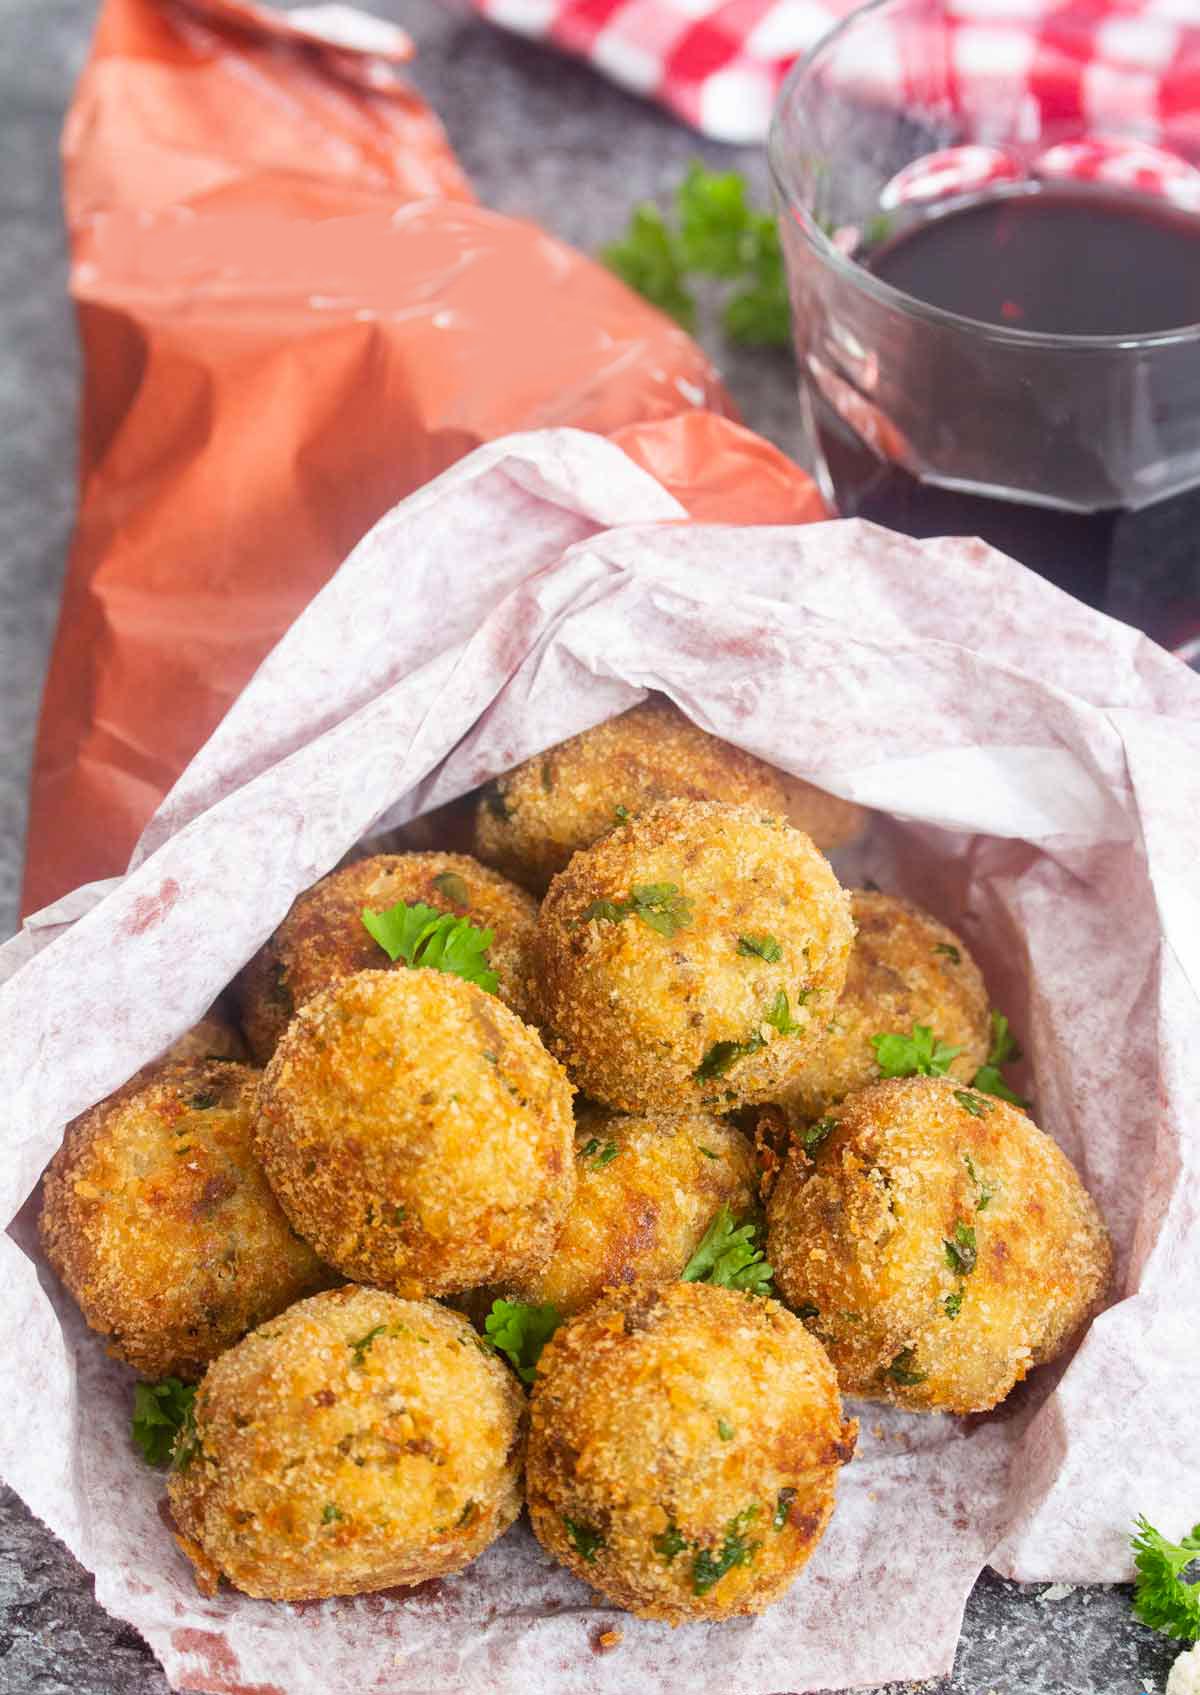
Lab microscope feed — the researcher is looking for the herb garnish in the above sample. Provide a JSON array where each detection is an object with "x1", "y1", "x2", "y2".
[
  {"x1": 432, "y1": 870, "x2": 470, "y2": 907},
  {"x1": 944, "y1": 1289, "x2": 963, "y2": 1319},
  {"x1": 932, "y1": 943, "x2": 961, "y2": 965},
  {"x1": 682, "y1": 1204, "x2": 773, "y2": 1295},
  {"x1": 581, "y1": 883, "x2": 692, "y2": 937},
  {"x1": 691, "y1": 1505, "x2": 762, "y2": 1595},
  {"x1": 349, "y1": 1324, "x2": 388, "y2": 1367},
  {"x1": 564, "y1": 1517, "x2": 605, "y2": 1563},
  {"x1": 963, "y1": 1153, "x2": 995, "y2": 1211},
  {"x1": 483, "y1": 1299, "x2": 560, "y2": 1384},
  {"x1": 738, "y1": 934, "x2": 782, "y2": 962},
  {"x1": 601, "y1": 164, "x2": 789, "y2": 348},
  {"x1": 361, "y1": 900, "x2": 498, "y2": 994},
  {"x1": 971, "y1": 1010, "x2": 1031, "y2": 1107},
  {"x1": 1131, "y1": 1516, "x2": 1200, "y2": 1642},
  {"x1": 698, "y1": 1145, "x2": 719, "y2": 1160},
  {"x1": 803, "y1": 1117, "x2": 837, "y2": 1155},
  {"x1": 717, "y1": 1419, "x2": 734, "y2": 1441},
  {"x1": 871, "y1": 1023, "x2": 963, "y2": 1079},
  {"x1": 322, "y1": 1503, "x2": 343, "y2": 1524},
  {"x1": 884, "y1": 1348, "x2": 927, "y2": 1387},
  {"x1": 764, "y1": 990, "x2": 804, "y2": 1035},
  {"x1": 131, "y1": 1379, "x2": 197, "y2": 1467},
  {"x1": 943, "y1": 1222, "x2": 978, "y2": 1276},
  {"x1": 694, "y1": 1035, "x2": 763, "y2": 1080},
  {"x1": 773, "y1": 1489, "x2": 797, "y2": 1531},
  {"x1": 580, "y1": 1137, "x2": 620, "y2": 1169},
  {"x1": 953, "y1": 1089, "x2": 992, "y2": 1118},
  {"x1": 654, "y1": 1524, "x2": 688, "y2": 1563}
]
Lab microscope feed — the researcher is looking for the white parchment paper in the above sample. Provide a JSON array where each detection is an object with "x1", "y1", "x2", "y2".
[{"x1": 2, "y1": 428, "x2": 1198, "y2": 1695}]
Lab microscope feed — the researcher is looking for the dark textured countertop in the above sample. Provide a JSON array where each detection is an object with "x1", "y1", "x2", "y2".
[{"x1": 0, "y1": 2, "x2": 1182, "y2": 1691}]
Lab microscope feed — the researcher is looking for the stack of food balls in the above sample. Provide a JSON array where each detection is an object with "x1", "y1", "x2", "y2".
[{"x1": 38, "y1": 698, "x2": 1112, "y2": 1623}]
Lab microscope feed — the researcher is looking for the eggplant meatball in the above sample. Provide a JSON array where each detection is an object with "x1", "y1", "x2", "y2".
[
  {"x1": 766, "y1": 1076, "x2": 1112, "y2": 1414},
  {"x1": 475, "y1": 698, "x2": 865, "y2": 893},
  {"x1": 38, "y1": 1060, "x2": 327, "y2": 1380},
  {"x1": 535, "y1": 799, "x2": 854, "y2": 1115},
  {"x1": 168, "y1": 1286, "x2": 525, "y2": 1600},
  {"x1": 233, "y1": 852, "x2": 538, "y2": 1064},
  {"x1": 526, "y1": 1281, "x2": 856, "y2": 1622},
  {"x1": 507, "y1": 1108, "x2": 756, "y2": 1316},
  {"x1": 254, "y1": 970, "x2": 575, "y2": 1297},
  {"x1": 775, "y1": 892, "x2": 990, "y2": 1124}
]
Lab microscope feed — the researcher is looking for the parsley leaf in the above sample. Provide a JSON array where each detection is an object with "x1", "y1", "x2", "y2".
[
  {"x1": 932, "y1": 942, "x2": 961, "y2": 964},
  {"x1": 691, "y1": 1505, "x2": 761, "y2": 1595},
  {"x1": 654, "y1": 1525, "x2": 688, "y2": 1563},
  {"x1": 694, "y1": 1035, "x2": 763, "y2": 1080},
  {"x1": 1131, "y1": 1516, "x2": 1200, "y2": 1642},
  {"x1": 764, "y1": 990, "x2": 804, "y2": 1035},
  {"x1": 944, "y1": 1289, "x2": 963, "y2": 1319},
  {"x1": 602, "y1": 164, "x2": 791, "y2": 349},
  {"x1": 963, "y1": 1153, "x2": 995, "y2": 1211},
  {"x1": 943, "y1": 1222, "x2": 978, "y2": 1276},
  {"x1": 580, "y1": 1137, "x2": 620, "y2": 1169},
  {"x1": 131, "y1": 1379, "x2": 196, "y2": 1467},
  {"x1": 361, "y1": 900, "x2": 498, "y2": 994},
  {"x1": 803, "y1": 1117, "x2": 837, "y2": 1154},
  {"x1": 986, "y1": 1010, "x2": 1022, "y2": 1067},
  {"x1": 954, "y1": 1089, "x2": 992, "y2": 1118},
  {"x1": 483, "y1": 1299, "x2": 560, "y2": 1384},
  {"x1": 884, "y1": 1348, "x2": 927, "y2": 1387},
  {"x1": 682, "y1": 1203, "x2": 773, "y2": 1295},
  {"x1": 564, "y1": 1516, "x2": 605, "y2": 1564},
  {"x1": 872, "y1": 1023, "x2": 963, "y2": 1079},
  {"x1": 717, "y1": 1418, "x2": 734, "y2": 1441},
  {"x1": 738, "y1": 934, "x2": 782, "y2": 962},
  {"x1": 432, "y1": 870, "x2": 470, "y2": 906},
  {"x1": 349, "y1": 1324, "x2": 388, "y2": 1367},
  {"x1": 773, "y1": 1488, "x2": 797, "y2": 1530},
  {"x1": 581, "y1": 883, "x2": 692, "y2": 938}
]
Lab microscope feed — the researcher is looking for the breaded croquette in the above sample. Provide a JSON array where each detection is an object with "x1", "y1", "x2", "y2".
[
  {"x1": 766, "y1": 1076, "x2": 1112, "y2": 1413},
  {"x1": 507, "y1": 1106, "x2": 756, "y2": 1316},
  {"x1": 254, "y1": 970, "x2": 575, "y2": 1297},
  {"x1": 526, "y1": 1280, "x2": 856, "y2": 1621},
  {"x1": 39, "y1": 1060, "x2": 328, "y2": 1380},
  {"x1": 233, "y1": 852, "x2": 538, "y2": 1064},
  {"x1": 774, "y1": 892, "x2": 990, "y2": 1124},
  {"x1": 168, "y1": 1286, "x2": 526, "y2": 1599},
  {"x1": 535, "y1": 799, "x2": 854, "y2": 1114},
  {"x1": 474, "y1": 697, "x2": 865, "y2": 893}
]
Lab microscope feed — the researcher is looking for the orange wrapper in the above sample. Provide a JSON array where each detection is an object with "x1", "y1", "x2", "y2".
[{"x1": 26, "y1": 0, "x2": 824, "y2": 915}]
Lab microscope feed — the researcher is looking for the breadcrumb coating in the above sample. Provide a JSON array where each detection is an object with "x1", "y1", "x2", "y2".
[
  {"x1": 234, "y1": 852, "x2": 538, "y2": 1063},
  {"x1": 535, "y1": 799, "x2": 854, "y2": 1114},
  {"x1": 474, "y1": 698, "x2": 865, "y2": 893},
  {"x1": 168, "y1": 1286, "x2": 526, "y2": 1600},
  {"x1": 767, "y1": 1076, "x2": 1113, "y2": 1413},
  {"x1": 39, "y1": 1060, "x2": 328, "y2": 1380},
  {"x1": 527, "y1": 1280, "x2": 856, "y2": 1621},
  {"x1": 254, "y1": 970, "x2": 575, "y2": 1297}
]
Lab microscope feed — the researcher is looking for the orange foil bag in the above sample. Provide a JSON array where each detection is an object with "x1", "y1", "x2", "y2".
[{"x1": 26, "y1": 0, "x2": 825, "y2": 914}]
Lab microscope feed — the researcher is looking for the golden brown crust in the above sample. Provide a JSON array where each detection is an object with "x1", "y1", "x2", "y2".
[
  {"x1": 474, "y1": 698, "x2": 866, "y2": 893},
  {"x1": 774, "y1": 892, "x2": 991, "y2": 1124},
  {"x1": 232, "y1": 852, "x2": 538, "y2": 1064},
  {"x1": 766, "y1": 1076, "x2": 1113, "y2": 1414},
  {"x1": 168, "y1": 1286, "x2": 526, "y2": 1600},
  {"x1": 253, "y1": 970, "x2": 575, "y2": 1297},
  {"x1": 534, "y1": 799, "x2": 855, "y2": 1114},
  {"x1": 526, "y1": 1281, "x2": 856, "y2": 1622},
  {"x1": 507, "y1": 1107, "x2": 756, "y2": 1315},
  {"x1": 38, "y1": 1060, "x2": 328, "y2": 1380}
]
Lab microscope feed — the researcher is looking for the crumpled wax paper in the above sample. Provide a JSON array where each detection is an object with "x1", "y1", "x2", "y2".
[{"x1": 4, "y1": 428, "x2": 1199, "y2": 1695}]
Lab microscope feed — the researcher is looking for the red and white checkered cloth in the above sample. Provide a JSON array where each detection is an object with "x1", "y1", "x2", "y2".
[{"x1": 463, "y1": 0, "x2": 1200, "y2": 146}]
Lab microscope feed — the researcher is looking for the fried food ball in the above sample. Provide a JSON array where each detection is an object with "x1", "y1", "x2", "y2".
[
  {"x1": 162, "y1": 1007, "x2": 248, "y2": 1067},
  {"x1": 766, "y1": 1076, "x2": 1113, "y2": 1414},
  {"x1": 535, "y1": 799, "x2": 855, "y2": 1114},
  {"x1": 233, "y1": 852, "x2": 538, "y2": 1064},
  {"x1": 775, "y1": 892, "x2": 990, "y2": 1125},
  {"x1": 254, "y1": 970, "x2": 575, "y2": 1297},
  {"x1": 526, "y1": 1281, "x2": 856, "y2": 1622},
  {"x1": 168, "y1": 1285, "x2": 526, "y2": 1600},
  {"x1": 506, "y1": 1107, "x2": 756, "y2": 1316},
  {"x1": 474, "y1": 698, "x2": 866, "y2": 893},
  {"x1": 38, "y1": 1060, "x2": 328, "y2": 1380}
]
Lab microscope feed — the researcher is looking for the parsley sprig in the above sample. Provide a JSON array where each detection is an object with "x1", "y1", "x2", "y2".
[
  {"x1": 483, "y1": 1299, "x2": 560, "y2": 1385},
  {"x1": 601, "y1": 163, "x2": 790, "y2": 348},
  {"x1": 682, "y1": 1204, "x2": 773, "y2": 1295},
  {"x1": 1132, "y1": 1516, "x2": 1200, "y2": 1642},
  {"x1": 361, "y1": 900, "x2": 498, "y2": 994},
  {"x1": 581, "y1": 883, "x2": 692, "y2": 937},
  {"x1": 872, "y1": 1023, "x2": 962, "y2": 1079},
  {"x1": 131, "y1": 1378, "x2": 196, "y2": 1467},
  {"x1": 971, "y1": 1010, "x2": 1030, "y2": 1107}
]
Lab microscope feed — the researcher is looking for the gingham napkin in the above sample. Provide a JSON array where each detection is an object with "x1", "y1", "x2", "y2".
[{"x1": 464, "y1": 0, "x2": 1200, "y2": 146}]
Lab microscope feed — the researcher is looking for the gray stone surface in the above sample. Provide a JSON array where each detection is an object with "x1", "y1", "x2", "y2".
[{"x1": 0, "y1": 2, "x2": 1181, "y2": 1692}]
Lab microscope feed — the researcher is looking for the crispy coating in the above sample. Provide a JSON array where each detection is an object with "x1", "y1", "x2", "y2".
[
  {"x1": 775, "y1": 892, "x2": 990, "y2": 1124},
  {"x1": 168, "y1": 1286, "x2": 526, "y2": 1600},
  {"x1": 254, "y1": 970, "x2": 575, "y2": 1296},
  {"x1": 508, "y1": 1107, "x2": 756, "y2": 1315},
  {"x1": 162, "y1": 1008, "x2": 248, "y2": 1067},
  {"x1": 526, "y1": 1281, "x2": 856, "y2": 1622},
  {"x1": 766, "y1": 1076, "x2": 1113, "y2": 1414},
  {"x1": 38, "y1": 1061, "x2": 328, "y2": 1380},
  {"x1": 474, "y1": 698, "x2": 866, "y2": 893},
  {"x1": 233, "y1": 852, "x2": 538, "y2": 1064},
  {"x1": 535, "y1": 799, "x2": 855, "y2": 1114}
]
